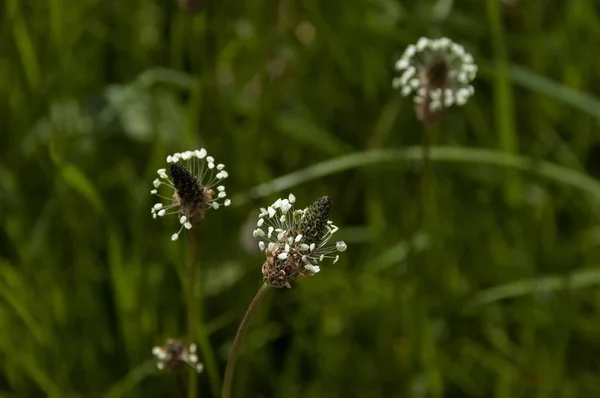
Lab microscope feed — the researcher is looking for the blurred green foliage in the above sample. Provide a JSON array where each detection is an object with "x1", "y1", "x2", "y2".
[{"x1": 3, "y1": 0, "x2": 600, "y2": 397}]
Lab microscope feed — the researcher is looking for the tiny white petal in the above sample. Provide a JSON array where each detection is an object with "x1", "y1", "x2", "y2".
[
  {"x1": 295, "y1": 234, "x2": 302, "y2": 243},
  {"x1": 395, "y1": 58, "x2": 409, "y2": 70},
  {"x1": 224, "y1": 199, "x2": 231, "y2": 206},
  {"x1": 157, "y1": 362, "x2": 164, "y2": 370},
  {"x1": 196, "y1": 364, "x2": 204, "y2": 373},
  {"x1": 267, "y1": 242, "x2": 275, "y2": 251},
  {"x1": 305, "y1": 264, "x2": 320, "y2": 274},
  {"x1": 259, "y1": 241, "x2": 265, "y2": 251},
  {"x1": 153, "y1": 179, "x2": 161, "y2": 188},
  {"x1": 189, "y1": 344, "x2": 197, "y2": 353},
  {"x1": 333, "y1": 255, "x2": 340, "y2": 264},
  {"x1": 188, "y1": 354, "x2": 198, "y2": 363},
  {"x1": 158, "y1": 209, "x2": 166, "y2": 217},
  {"x1": 198, "y1": 148, "x2": 207, "y2": 158},
  {"x1": 288, "y1": 193, "x2": 296, "y2": 203},
  {"x1": 300, "y1": 244, "x2": 310, "y2": 251},
  {"x1": 267, "y1": 207, "x2": 276, "y2": 218},
  {"x1": 212, "y1": 202, "x2": 220, "y2": 209},
  {"x1": 280, "y1": 200, "x2": 291, "y2": 213},
  {"x1": 257, "y1": 218, "x2": 265, "y2": 227},
  {"x1": 217, "y1": 164, "x2": 225, "y2": 170},
  {"x1": 336, "y1": 241, "x2": 347, "y2": 252},
  {"x1": 167, "y1": 155, "x2": 173, "y2": 163},
  {"x1": 185, "y1": 222, "x2": 192, "y2": 230},
  {"x1": 180, "y1": 216, "x2": 187, "y2": 224},
  {"x1": 208, "y1": 162, "x2": 215, "y2": 169},
  {"x1": 151, "y1": 189, "x2": 157, "y2": 194},
  {"x1": 171, "y1": 233, "x2": 179, "y2": 241},
  {"x1": 153, "y1": 203, "x2": 163, "y2": 210},
  {"x1": 217, "y1": 185, "x2": 225, "y2": 192},
  {"x1": 416, "y1": 37, "x2": 429, "y2": 50},
  {"x1": 278, "y1": 252, "x2": 288, "y2": 260},
  {"x1": 218, "y1": 192, "x2": 227, "y2": 198},
  {"x1": 206, "y1": 156, "x2": 214, "y2": 163}
]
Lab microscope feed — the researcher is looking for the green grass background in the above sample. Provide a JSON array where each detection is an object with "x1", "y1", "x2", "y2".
[{"x1": 3, "y1": 0, "x2": 600, "y2": 397}]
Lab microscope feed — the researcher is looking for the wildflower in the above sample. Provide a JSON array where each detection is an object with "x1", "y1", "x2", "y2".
[
  {"x1": 252, "y1": 194, "x2": 347, "y2": 288},
  {"x1": 150, "y1": 149, "x2": 231, "y2": 241},
  {"x1": 152, "y1": 339, "x2": 204, "y2": 373},
  {"x1": 392, "y1": 37, "x2": 477, "y2": 124}
]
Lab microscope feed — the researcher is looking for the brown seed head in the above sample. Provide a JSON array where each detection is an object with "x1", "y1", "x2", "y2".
[{"x1": 261, "y1": 242, "x2": 314, "y2": 288}]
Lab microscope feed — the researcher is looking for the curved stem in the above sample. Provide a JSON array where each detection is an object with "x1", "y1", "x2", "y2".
[
  {"x1": 221, "y1": 283, "x2": 270, "y2": 398},
  {"x1": 187, "y1": 229, "x2": 198, "y2": 398}
]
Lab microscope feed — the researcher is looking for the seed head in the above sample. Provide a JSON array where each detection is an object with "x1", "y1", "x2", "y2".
[
  {"x1": 152, "y1": 339, "x2": 204, "y2": 373},
  {"x1": 253, "y1": 194, "x2": 347, "y2": 288},
  {"x1": 296, "y1": 195, "x2": 332, "y2": 246},
  {"x1": 392, "y1": 37, "x2": 477, "y2": 125},
  {"x1": 150, "y1": 149, "x2": 231, "y2": 241}
]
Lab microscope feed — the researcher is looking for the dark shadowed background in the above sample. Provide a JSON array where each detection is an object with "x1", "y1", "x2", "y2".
[{"x1": 3, "y1": 0, "x2": 600, "y2": 397}]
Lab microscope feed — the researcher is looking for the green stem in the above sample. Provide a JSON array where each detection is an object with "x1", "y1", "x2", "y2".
[
  {"x1": 187, "y1": 229, "x2": 198, "y2": 398},
  {"x1": 221, "y1": 283, "x2": 270, "y2": 398}
]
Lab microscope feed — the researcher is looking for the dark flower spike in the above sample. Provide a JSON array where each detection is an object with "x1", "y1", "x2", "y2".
[
  {"x1": 392, "y1": 37, "x2": 477, "y2": 113},
  {"x1": 152, "y1": 339, "x2": 203, "y2": 373},
  {"x1": 296, "y1": 195, "x2": 332, "y2": 245},
  {"x1": 253, "y1": 194, "x2": 347, "y2": 288},
  {"x1": 151, "y1": 149, "x2": 231, "y2": 241}
]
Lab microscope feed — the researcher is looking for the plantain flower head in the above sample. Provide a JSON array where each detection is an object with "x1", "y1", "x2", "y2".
[
  {"x1": 151, "y1": 149, "x2": 231, "y2": 241},
  {"x1": 152, "y1": 339, "x2": 204, "y2": 373},
  {"x1": 392, "y1": 37, "x2": 477, "y2": 124},
  {"x1": 252, "y1": 194, "x2": 347, "y2": 288}
]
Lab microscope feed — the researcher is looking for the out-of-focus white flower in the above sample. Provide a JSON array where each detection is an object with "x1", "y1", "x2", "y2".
[
  {"x1": 152, "y1": 339, "x2": 204, "y2": 373},
  {"x1": 392, "y1": 37, "x2": 477, "y2": 112}
]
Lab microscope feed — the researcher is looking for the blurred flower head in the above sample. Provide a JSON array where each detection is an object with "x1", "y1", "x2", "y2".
[
  {"x1": 152, "y1": 339, "x2": 204, "y2": 373},
  {"x1": 253, "y1": 194, "x2": 347, "y2": 288},
  {"x1": 392, "y1": 37, "x2": 477, "y2": 124},
  {"x1": 151, "y1": 149, "x2": 230, "y2": 241}
]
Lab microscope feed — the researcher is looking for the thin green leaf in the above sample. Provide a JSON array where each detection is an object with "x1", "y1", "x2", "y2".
[
  {"x1": 467, "y1": 269, "x2": 600, "y2": 307},
  {"x1": 233, "y1": 146, "x2": 600, "y2": 205},
  {"x1": 60, "y1": 164, "x2": 104, "y2": 213}
]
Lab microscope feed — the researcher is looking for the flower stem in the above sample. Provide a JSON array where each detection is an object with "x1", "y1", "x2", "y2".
[
  {"x1": 221, "y1": 283, "x2": 270, "y2": 398},
  {"x1": 187, "y1": 229, "x2": 198, "y2": 398}
]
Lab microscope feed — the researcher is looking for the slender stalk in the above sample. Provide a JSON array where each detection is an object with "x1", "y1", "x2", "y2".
[
  {"x1": 221, "y1": 283, "x2": 270, "y2": 398},
  {"x1": 414, "y1": 126, "x2": 431, "y2": 229},
  {"x1": 176, "y1": 373, "x2": 187, "y2": 398},
  {"x1": 187, "y1": 229, "x2": 198, "y2": 398}
]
